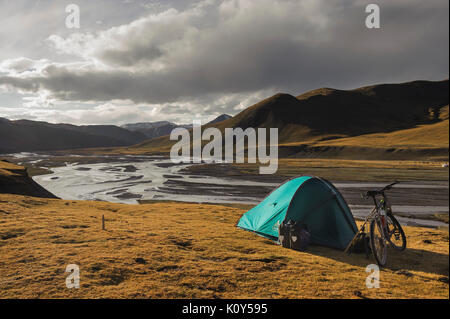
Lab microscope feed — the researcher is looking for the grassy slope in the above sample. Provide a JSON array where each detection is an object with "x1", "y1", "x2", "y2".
[
  {"x1": 0, "y1": 160, "x2": 20, "y2": 177},
  {"x1": 0, "y1": 193, "x2": 448, "y2": 299},
  {"x1": 0, "y1": 160, "x2": 56, "y2": 198},
  {"x1": 314, "y1": 106, "x2": 449, "y2": 149}
]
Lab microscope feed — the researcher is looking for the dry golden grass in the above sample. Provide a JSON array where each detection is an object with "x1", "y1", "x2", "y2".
[
  {"x1": 236, "y1": 158, "x2": 449, "y2": 181},
  {"x1": 315, "y1": 119, "x2": 449, "y2": 149},
  {"x1": 0, "y1": 161, "x2": 22, "y2": 170},
  {"x1": 257, "y1": 159, "x2": 447, "y2": 169},
  {"x1": 0, "y1": 193, "x2": 448, "y2": 299},
  {"x1": 0, "y1": 161, "x2": 23, "y2": 177}
]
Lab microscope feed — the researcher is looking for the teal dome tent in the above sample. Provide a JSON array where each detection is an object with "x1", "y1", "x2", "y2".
[{"x1": 237, "y1": 176, "x2": 358, "y2": 250}]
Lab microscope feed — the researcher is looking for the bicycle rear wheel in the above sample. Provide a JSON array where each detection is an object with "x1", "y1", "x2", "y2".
[
  {"x1": 370, "y1": 219, "x2": 387, "y2": 266},
  {"x1": 386, "y1": 214, "x2": 406, "y2": 251}
]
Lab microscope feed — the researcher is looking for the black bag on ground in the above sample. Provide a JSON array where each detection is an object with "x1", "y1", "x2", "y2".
[
  {"x1": 278, "y1": 220, "x2": 292, "y2": 248},
  {"x1": 279, "y1": 219, "x2": 311, "y2": 251},
  {"x1": 352, "y1": 232, "x2": 371, "y2": 254}
]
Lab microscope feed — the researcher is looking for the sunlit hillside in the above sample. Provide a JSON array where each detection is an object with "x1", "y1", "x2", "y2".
[
  {"x1": 315, "y1": 106, "x2": 449, "y2": 149},
  {"x1": 119, "y1": 80, "x2": 449, "y2": 160}
]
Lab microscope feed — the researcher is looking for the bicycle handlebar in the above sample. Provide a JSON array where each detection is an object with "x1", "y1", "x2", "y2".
[
  {"x1": 362, "y1": 181, "x2": 399, "y2": 199},
  {"x1": 381, "y1": 181, "x2": 399, "y2": 191}
]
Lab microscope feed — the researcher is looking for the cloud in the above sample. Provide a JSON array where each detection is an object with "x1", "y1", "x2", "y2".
[
  {"x1": 0, "y1": 57, "x2": 38, "y2": 74},
  {"x1": 0, "y1": 89, "x2": 270, "y2": 125},
  {"x1": 0, "y1": 0, "x2": 448, "y2": 124}
]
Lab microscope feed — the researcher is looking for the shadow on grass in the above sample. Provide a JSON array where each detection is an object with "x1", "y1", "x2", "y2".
[{"x1": 306, "y1": 245, "x2": 449, "y2": 277}]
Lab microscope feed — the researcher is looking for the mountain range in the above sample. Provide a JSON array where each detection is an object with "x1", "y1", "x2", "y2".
[
  {"x1": 1, "y1": 79, "x2": 448, "y2": 160},
  {"x1": 0, "y1": 119, "x2": 147, "y2": 153},
  {"x1": 0, "y1": 114, "x2": 231, "y2": 153},
  {"x1": 131, "y1": 79, "x2": 449, "y2": 160},
  {"x1": 121, "y1": 121, "x2": 189, "y2": 140},
  {"x1": 121, "y1": 114, "x2": 231, "y2": 139}
]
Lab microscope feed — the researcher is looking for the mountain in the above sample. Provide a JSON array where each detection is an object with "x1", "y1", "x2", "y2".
[
  {"x1": 206, "y1": 114, "x2": 232, "y2": 125},
  {"x1": 0, "y1": 119, "x2": 147, "y2": 154},
  {"x1": 121, "y1": 121, "x2": 193, "y2": 139},
  {"x1": 213, "y1": 80, "x2": 448, "y2": 141},
  {"x1": 0, "y1": 113, "x2": 233, "y2": 154},
  {"x1": 121, "y1": 115, "x2": 232, "y2": 140},
  {"x1": 122, "y1": 121, "x2": 174, "y2": 131},
  {"x1": 130, "y1": 79, "x2": 449, "y2": 160},
  {"x1": 121, "y1": 121, "x2": 179, "y2": 139}
]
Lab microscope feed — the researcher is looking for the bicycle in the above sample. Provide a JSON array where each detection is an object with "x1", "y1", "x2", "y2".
[{"x1": 345, "y1": 181, "x2": 407, "y2": 266}]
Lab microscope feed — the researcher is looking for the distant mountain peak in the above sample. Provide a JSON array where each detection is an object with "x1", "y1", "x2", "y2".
[
  {"x1": 121, "y1": 121, "x2": 183, "y2": 139},
  {"x1": 121, "y1": 121, "x2": 174, "y2": 130},
  {"x1": 206, "y1": 114, "x2": 232, "y2": 125}
]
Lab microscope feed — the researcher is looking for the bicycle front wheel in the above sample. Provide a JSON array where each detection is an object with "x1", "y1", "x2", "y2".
[
  {"x1": 370, "y1": 219, "x2": 387, "y2": 266},
  {"x1": 386, "y1": 214, "x2": 407, "y2": 251}
]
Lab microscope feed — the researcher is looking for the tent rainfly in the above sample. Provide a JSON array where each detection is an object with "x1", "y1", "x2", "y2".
[{"x1": 237, "y1": 176, "x2": 358, "y2": 250}]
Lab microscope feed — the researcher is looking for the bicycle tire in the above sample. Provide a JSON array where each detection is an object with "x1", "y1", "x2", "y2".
[
  {"x1": 386, "y1": 214, "x2": 407, "y2": 251},
  {"x1": 370, "y1": 219, "x2": 387, "y2": 266}
]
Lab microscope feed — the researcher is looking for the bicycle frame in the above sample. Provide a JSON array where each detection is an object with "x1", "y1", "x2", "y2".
[
  {"x1": 372, "y1": 192, "x2": 393, "y2": 234},
  {"x1": 345, "y1": 181, "x2": 403, "y2": 260},
  {"x1": 345, "y1": 193, "x2": 388, "y2": 254}
]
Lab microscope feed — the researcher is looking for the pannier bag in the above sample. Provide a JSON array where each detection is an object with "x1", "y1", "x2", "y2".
[
  {"x1": 279, "y1": 219, "x2": 311, "y2": 251},
  {"x1": 349, "y1": 232, "x2": 371, "y2": 256}
]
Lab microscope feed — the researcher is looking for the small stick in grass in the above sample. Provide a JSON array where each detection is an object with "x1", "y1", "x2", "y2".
[{"x1": 102, "y1": 214, "x2": 105, "y2": 230}]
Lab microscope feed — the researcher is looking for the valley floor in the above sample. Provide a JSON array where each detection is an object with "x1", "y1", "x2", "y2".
[{"x1": 0, "y1": 193, "x2": 448, "y2": 299}]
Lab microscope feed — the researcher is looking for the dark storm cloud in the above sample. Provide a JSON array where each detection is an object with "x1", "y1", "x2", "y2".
[{"x1": 0, "y1": 0, "x2": 448, "y2": 122}]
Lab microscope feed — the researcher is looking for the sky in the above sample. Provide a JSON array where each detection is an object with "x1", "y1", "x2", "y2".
[{"x1": 0, "y1": 0, "x2": 448, "y2": 125}]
